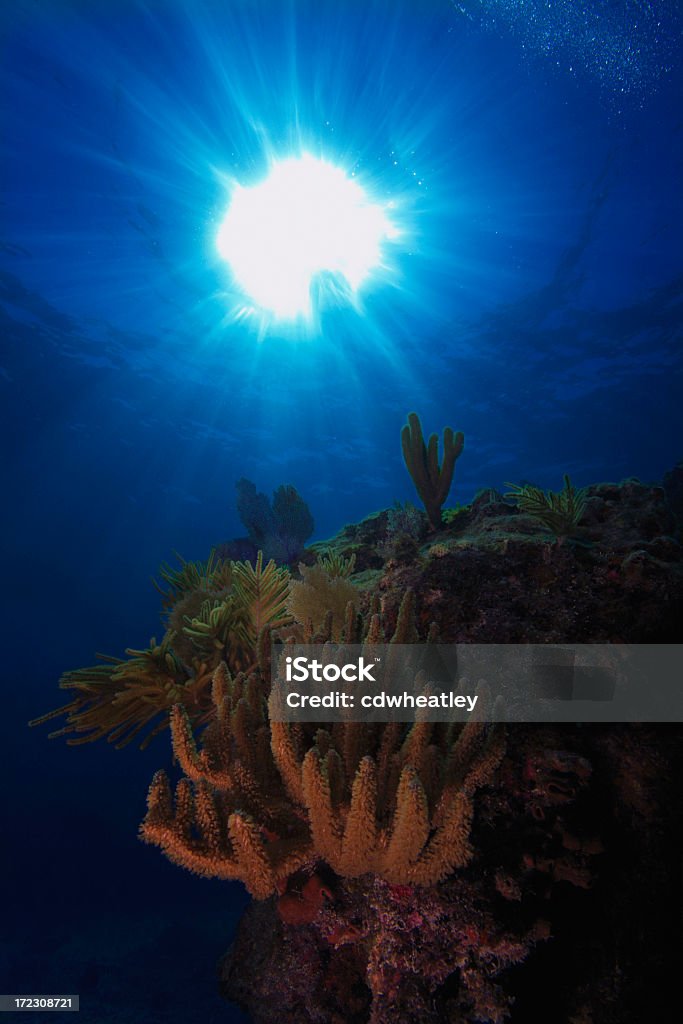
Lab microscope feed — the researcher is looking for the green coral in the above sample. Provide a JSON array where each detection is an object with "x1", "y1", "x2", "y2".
[
  {"x1": 504, "y1": 474, "x2": 587, "y2": 539},
  {"x1": 442, "y1": 503, "x2": 469, "y2": 525},
  {"x1": 182, "y1": 595, "x2": 249, "y2": 661},
  {"x1": 154, "y1": 550, "x2": 234, "y2": 608},
  {"x1": 231, "y1": 550, "x2": 292, "y2": 647},
  {"x1": 316, "y1": 550, "x2": 357, "y2": 578}
]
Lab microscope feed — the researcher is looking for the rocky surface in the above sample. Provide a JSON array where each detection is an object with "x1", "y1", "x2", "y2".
[
  {"x1": 315, "y1": 477, "x2": 683, "y2": 643},
  {"x1": 219, "y1": 473, "x2": 683, "y2": 1023},
  {"x1": 220, "y1": 724, "x2": 681, "y2": 1023}
]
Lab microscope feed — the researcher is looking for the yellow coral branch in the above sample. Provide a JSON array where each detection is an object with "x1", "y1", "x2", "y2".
[
  {"x1": 302, "y1": 749, "x2": 343, "y2": 866},
  {"x1": 340, "y1": 756, "x2": 378, "y2": 875},
  {"x1": 384, "y1": 766, "x2": 430, "y2": 880}
]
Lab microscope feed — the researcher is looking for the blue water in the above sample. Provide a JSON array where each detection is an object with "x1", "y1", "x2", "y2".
[{"x1": 2, "y1": 1, "x2": 682, "y2": 1020}]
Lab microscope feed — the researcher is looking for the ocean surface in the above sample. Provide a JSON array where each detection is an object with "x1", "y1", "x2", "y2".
[{"x1": 2, "y1": 1, "x2": 681, "y2": 1021}]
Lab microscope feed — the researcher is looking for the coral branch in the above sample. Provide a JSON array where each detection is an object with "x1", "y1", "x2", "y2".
[
  {"x1": 302, "y1": 750, "x2": 343, "y2": 866},
  {"x1": 401, "y1": 412, "x2": 464, "y2": 530},
  {"x1": 340, "y1": 756, "x2": 378, "y2": 875},
  {"x1": 385, "y1": 767, "x2": 430, "y2": 879}
]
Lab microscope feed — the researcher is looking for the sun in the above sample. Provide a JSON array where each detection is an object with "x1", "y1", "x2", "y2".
[{"x1": 216, "y1": 153, "x2": 399, "y2": 320}]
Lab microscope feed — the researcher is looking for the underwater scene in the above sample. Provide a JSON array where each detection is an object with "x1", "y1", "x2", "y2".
[{"x1": 2, "y1": 0, "x2": 683, "y2": 1021}]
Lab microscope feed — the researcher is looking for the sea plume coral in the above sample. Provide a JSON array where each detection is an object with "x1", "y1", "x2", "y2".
[
  {"x1": 154, "y1": 549, "x2": 235, "y2": 609},
  {"x1": 28, "y1": 636, "x2": 196, "y2": 750},
  {"x1": 30, "y1": 552, "x2": 291, "y2": 748}
]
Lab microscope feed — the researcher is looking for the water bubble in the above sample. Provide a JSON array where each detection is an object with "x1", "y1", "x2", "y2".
[{"x1": 452, "y1": 0, "x2": 680, "y2": 104}]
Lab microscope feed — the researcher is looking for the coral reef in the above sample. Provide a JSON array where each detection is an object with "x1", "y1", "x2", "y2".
[
  {"x1": 320, "y1": 478, "x2": 683, "y2": 644},
  {"x1": 31, "y1": 447, "x2": 683, "y2": 1023},
  {"x1": 401, "y1": 412, "x2": 464, "y2": 530}
]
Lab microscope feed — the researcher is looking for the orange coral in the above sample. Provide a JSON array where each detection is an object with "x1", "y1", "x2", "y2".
[{"x1": 140, "y1": 592, "x2": 505, "y2": 897}]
